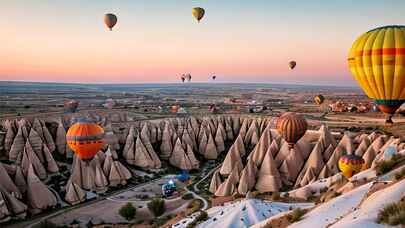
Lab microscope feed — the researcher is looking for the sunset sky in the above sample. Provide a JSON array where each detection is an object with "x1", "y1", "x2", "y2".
[{"x1": 0, "y1": 0, "x2": 404, "y2": 85}]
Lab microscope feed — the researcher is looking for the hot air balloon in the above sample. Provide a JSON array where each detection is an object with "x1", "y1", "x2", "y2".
[
  {"x1": 170, "y1": 105, "x2": 179, "y2": 113},
  {"x1": 212, "y1": 76, "x2": 217, "y2": 80},
  {"x1": 64, "y1": 100, "x2": 79, "y2": 113},
  {"x1": 104, "y1": 13, "x2": 117, "y2": 31},
  {"x1": 338, "y1": 154, "x2": 365, "y2": 179},
  {"x1": 276, "y1": 112, "x2": 307, "y2": 148},
  {"x1": 314, "y1": 94, "x2": 325, "y2": 105},
  {"x1": 348, "y1": 25, "x2": 405, "y2": 124},
  {"x1": 181, "y1": 75, "x2": 186, "y2": 83},
  {"x1": 186, "y1": 74, "x2": 192, "y2": 82},
  {"x1": 104, "y1": 98, "x2": 115, "y2": 110},
  {"x1": 289, "y1": 61, "x2": 297, "y2": 70},
  {"x1": 66, "y1": 119, "x2": 105, "y2": 161},
  {"x1": 192, "y1": 7, "x2": 205, "y2": 23}
]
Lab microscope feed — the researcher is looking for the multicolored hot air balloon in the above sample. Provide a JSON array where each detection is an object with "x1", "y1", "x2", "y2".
[
  {"x1": 289, "y1": 61, "x2": 297, "y2": 70},
  {"x1": 314, "y1": 94, "x2": 325, "y2": 105},
  {"x1": 212, "y1": 75, "x2": 217, "y2": 80},
  {"x1": 192, "y1": 7, "x2": 205, "y2": 23},
  {"x1": 181, "y1": 75, "x2": 186, "y2": 83},
  {"x1": 104, "y1": 13, "x2": 117, "y2": 31},
  {"x1": 276, "y1": 112, "x2": 307, "y2": 148},
  {"x1": 66, "y1": 119, "x2": 105, "y2": 161},
  {"x1": 348, "y1": 25, "x2": 405, "y2": 124},
  {"x1": 64, "y1": 100, "x2": 79, "y2": 113},
  {"x1": 338, "y1": 154, "x2": 365, "y2": 178}
]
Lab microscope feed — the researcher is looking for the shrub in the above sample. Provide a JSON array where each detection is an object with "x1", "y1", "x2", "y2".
[
  {"x1": 376, "y1": 155, "x2": 405, "y2": 175},
  {"x1": 119, "y1": 202, "x2": 137, "y2": 221},
  {"x1": 195, "y1": 211, "x2": 208, "y2": 222},
  {"x1": 147, "y1": 198, "x2": 166, "y2": 217},
  {"x1": 377, "y1": 200, "x2": 405, "y2": 225},
  {"x1": 32, "y1": 220, "x2": 58, "y2": 228},
  {"x1": 394, "y1": 168, "x2": 405, "y2": 180},
  {"x1": 287, "y1": 208, "x2": 306, "y2": 223},
  {"x1": 182, "y1": 193, "x2": 194, "y2": 200}
]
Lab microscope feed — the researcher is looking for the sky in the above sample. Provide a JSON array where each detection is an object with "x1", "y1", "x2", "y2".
[{"x1": 0, "y1": 0, "x2": 404, "y2": 85}]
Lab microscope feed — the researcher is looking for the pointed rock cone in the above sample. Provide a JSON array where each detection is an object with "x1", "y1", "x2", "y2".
[
  {"x1": 134, "y1": 136, "x2": 158, "y2": 169},
  {"x1": 232, "y1": 116, "x2": 241, "y2": 136},
  {"x1": 14, "y1": 166, "x2": 27, "y2": 194},
  {"x1": 110, "y1": 161, "x2": 132, "y2": 186},
  {"x1": 363, "y1": 135, "x2": 386, "y2": 168},
  {"x1": 279, "y1": 146, "x2": 305, "y2": 186},
  {"x1": 238, "y1": 160, "x2": 258, "y2": 195},
  {"x1": 215, "y1": 166, "x2": 239, "y2": 197},
  {"x1": 318, "y1": 124, "x2": 337, "y2": 149},
  {"x1": 186, "y1": 144, "x2": 199, "y2": 169},
  {"x1": 255, "y1": 146, "x2": 281, "y2": 193},
  {"x1": 0, "y1": 187, "x2": 27, "y2": 219},
  {"x1": 204, "y1": 132, "x2": 218, "y2": 160},
  {"x1": 355, "y1": 136, "x2": 371, "y2": 157},
  {"x1": 64, "y1": 181, "x2": 86, "y2": 205},
  {"x1": 4, "y1": 120, "x2": 15, "y2": 154},
  {"x1": 198, "y1": 127, "x2": 208, "y2": 155},
  {"x1": 224, "y1": 117, "x2": 234, "y2": 141},
  {"x1": 245, "y1": 119, "x2": 259, "y2": 146},
  {"x1": 28, "y1": 129, "x2": 45, "y2": 163},
  {"x1": 55, "y1": 120, "x2": 67, "y2": 156},
  {"x1": 9, "y1": 125, "x2": 25, "y2": 162},
  {"x1": 209, "y1": 169, "x2": 222, "y2": 194},
  {"x1": 294, "y1": 140, "x2": 325, "y2": 188},
  {"x1": 21, "y1": 142, "x2": 47, "y2": 180},
  {"x1": 43, "y1": 144, "x2": 59, "y2": 173},
  {"x1": 0, "y1": 162, "x2": 21, "y2": 198},
  {"x1": 170, "y1": 138, "x2": 193, "y2": 170},
  {"x1": 122, "y1": 128, "x2": 136, "y2": 165},
  {"x1": 160, "y1": 122, "x2": 173, "y2": 160},
  {"x1": 322, "y1": 134, "x2": 354, "y2": 176},
  {"x1": 93, "y1": 158, "x2": 108, "y2": 193},
  {"x1": 26, "y1": 164, "x2": 57, "y2": 210},
  {"x1": 220, "y1": 138, "x2": 243, "y2": 175},
  {"x1": 214, "y1": 127, "x2": 225, "y2": 154},
  {"x1": 248, "y1": 127, "x2": 272, "y2": 167}
]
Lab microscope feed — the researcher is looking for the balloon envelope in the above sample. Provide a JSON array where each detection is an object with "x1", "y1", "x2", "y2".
[
  {"x1": 338, "y1": 154, "x2": 364, "y2": 178},
  {"x1": 192, "y1": 7, "x2": 205, "y2": 22},
  {"x1": 104, "y1": 13, "x2": 117, "y2": 31},
  {"x1": 289, "y1": 61, "x2": 297, "y2": 69},
  {"x1": 348, "y1": 25, "x2": 405, "y2": 123},
  {"x1": 276, "y1": 112, "x2": 307, "y2": 148},
  {"x1": 314, "y1": 94, "x2": 325, "y2": 105},
  {"x1": 66, "y1": 119, "x2": 105, "y2": 160}
]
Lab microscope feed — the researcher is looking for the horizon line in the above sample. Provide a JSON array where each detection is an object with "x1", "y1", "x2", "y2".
[{"x1": 0, "y1": 80, "x2": 359, "y2": 88}]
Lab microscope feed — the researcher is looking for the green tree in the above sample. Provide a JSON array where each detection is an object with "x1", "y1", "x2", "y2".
[
  {"x1": 147, "y1": 198, "x2": 165, "y2": 217},
  {"x1": 119, "y1": 203, "x2": 137, "y2": 221}
]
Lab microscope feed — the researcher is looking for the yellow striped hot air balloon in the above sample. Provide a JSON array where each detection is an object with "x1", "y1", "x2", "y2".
[
  {"x1": 192, "y1": 7, "x2": 205, "y2": 23},
  {"x1": 314, "y1": 94, "x2": 325, "y2": 105},
  {"x1": 348, "y1": 25, "x2": 405, "y2": 124}
]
